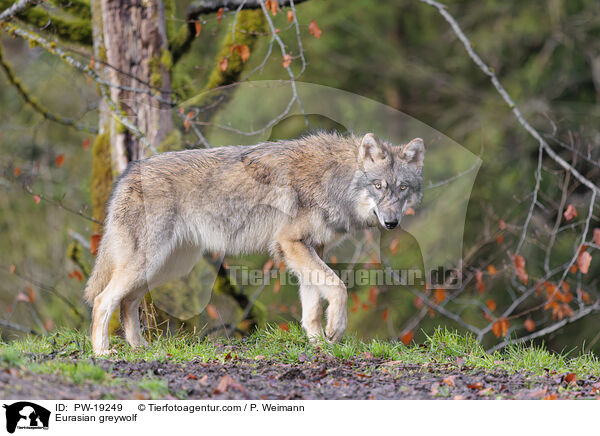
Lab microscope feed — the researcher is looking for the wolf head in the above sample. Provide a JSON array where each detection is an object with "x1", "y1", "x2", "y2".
[{"x1": 355, "y1": 133, "x2": 424, "y2": 229}]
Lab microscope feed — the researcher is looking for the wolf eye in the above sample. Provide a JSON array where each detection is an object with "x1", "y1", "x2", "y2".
[
  {"x1": 374, "y1": 182, "x2": 382, "y2": 190},
  {"x1": 400, "y1": 184, "x2": 408, "y2": 191}
]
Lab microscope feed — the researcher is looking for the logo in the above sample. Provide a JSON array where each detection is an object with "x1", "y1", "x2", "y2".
[{"x1": 3, "y1": 402, "x2": 50, "y2": 433}]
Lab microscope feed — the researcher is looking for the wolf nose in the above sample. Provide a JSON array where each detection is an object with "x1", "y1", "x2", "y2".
[{"x1": 384, "y1": 220, "x2": 398, "y2": 229}]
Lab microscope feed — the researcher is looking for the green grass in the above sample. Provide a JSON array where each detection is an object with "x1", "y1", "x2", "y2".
[{"x1": 2, "y1": 324, "x2": 600, "y2": 381}]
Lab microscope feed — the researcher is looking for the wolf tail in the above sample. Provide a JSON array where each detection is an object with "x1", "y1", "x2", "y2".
[{"x1": 83, "y1": 247, "x2": 113, "y2": 305}]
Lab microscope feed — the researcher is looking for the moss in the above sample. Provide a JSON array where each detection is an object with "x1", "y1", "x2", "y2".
[
  {"x1": 183, "y1": 10, "x2": 266, "y2": 117},
  {"x1": 49, "y1": 0, "x2": 92, "y2": 20},
  {"x1": 67, "y1": 241, "x2": 91, "y2": 277},
  {"x1": 160, "y1": 48, "x2": 173, "y2": 70},
  {"x1": 90, "y1": 132, "x2": 112, "y2": 234},
  {"x1": 0, "y1": 0, "x2": 93, "y2": 46}
]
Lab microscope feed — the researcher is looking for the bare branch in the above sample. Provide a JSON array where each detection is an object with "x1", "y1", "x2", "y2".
[{"x1": 0, "y1": 0, "x2": 34, "y2": 22}]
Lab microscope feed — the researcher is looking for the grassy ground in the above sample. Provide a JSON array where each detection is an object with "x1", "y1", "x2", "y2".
[{"x1": 1, "y1": 324, "x2": 600, "y2": 399}]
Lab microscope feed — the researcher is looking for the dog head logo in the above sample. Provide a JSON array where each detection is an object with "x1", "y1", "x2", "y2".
[{"x1": 3, "y1": 402, "x2": 50, "y2": 433}]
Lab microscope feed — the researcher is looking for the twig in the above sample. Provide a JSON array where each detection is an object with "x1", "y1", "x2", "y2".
[
  {"x1": 0, "y1": 0, "x2": 34, "y2": 21},
  {"x1": 0, "y1": 319, "x2": 41, "y2": 335}
]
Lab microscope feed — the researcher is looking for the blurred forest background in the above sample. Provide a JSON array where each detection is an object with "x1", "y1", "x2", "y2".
[{"x1": 0, "y1": 0, "x2": 599, "y2": 352}]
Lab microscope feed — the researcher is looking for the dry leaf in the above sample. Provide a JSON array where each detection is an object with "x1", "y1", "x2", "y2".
[
  {"x1": 279, "y1": 322, "x2": 289, "y2": 331},
  {"x1": 309, "y1": 19, "x2": 322, "y2": 38},
  {"x1": 368, "y1": 286, "x2": 378, "y2": 306},
  {"x1": 90, "y1": 234, "x2": 101, "y2": 256},
  {"x1": 498, "y1": 219, "x2": 507, "y2": 230},
  {"x1": 400, "y1": 331, "x2": 414, "y2": 345},
  {"x1": 593, "y1": 228, "x2": 600, "y2": 246},
  {"x1": 194, "y1": 21, "x2": 201, "y2": 37},
  {"x1": 577, "y1": 251, "x2": 591, "y2": 274},
  {"x1": 216, "y1": 7, "x2": 224, "y2": 23},
  {"x1": 33, "y1": 195, "x2": 41, "y2": 204},
  {"x1": 487, "y1": 265, "x2": 497, "y2": 275},
  {"x1": 404, "y1": 207, "x2": 415, "y2": 216},
  {"x1": 82, "y1": 138, "x2": 91, "y2": 149},
  {"x1": 485, "y1": 299, "x2": 496, "y2": 312},
  {"x1": 442, "y1": 375, "x2": 457, "y2": 387},
  {"x1": 513, "y1": 254, "x2": 528, "y2": 285},
  {"x1": 564, "y1": 373, "x2": 577, "y2": 385},
  {"x1": 13, "y1": 167, "x2": 21, "y2": 176},
  {"x1": 433, "y1": 288, "x2": 446, "y2": 303},
  {"x1": 287, "y1": 10, "x2": 294, "y2": 23},
  {"x1": 55, "y1": 154, "x2": 65, "y2": 167},
  {"x1": 381, "y1": 307, "x2": 389, "y2": 322},
  {"x1": 563, "y1": 204, "x2": 578, "y2": 221},
  {"x1": 236, "y1": 44, "x2": 250, "y2": 62},
  {"x1": 214, "y1": 375, "x2": 244, "y2": 394},
  {"x1": 524, "y1": 318, "x2": 535, "y2": 332},
  {"x1": 282, "y1": 54, "x2": 292, "y2": 68}
]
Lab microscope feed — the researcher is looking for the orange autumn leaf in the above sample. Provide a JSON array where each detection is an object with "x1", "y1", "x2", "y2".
[
  {"x1": 512, "y1": 254, "x2": 528, "y2": 285},
  {"x1": 433, "y1": 288, "x2": 446, "y2": 303},
  {"x1": 28, "y1": 287, "x2": 35, "y2": 303},
  {"x1": 309, "y1": 19, "x2": 322, "y2": 38},
  {"x1": 236, "y1": 44, "x2": 250, "y2": 62},
  {"x1": 262, "y1": 258, "x2": 274, "y2": 273},
  {"x1": 206, "y1": 304, "x2": 219, "y2": 319},
  {"x1": 90, "y1": 234, "x2": 101, "y2": 256},
  {"x1": 524, "y1": 318, "x2": 535, "y2": 332},
  {"x1": 279, "y1": 322, "x2": 289, "y2": 331},
  {"x1": 33, "y1": 195, "x2": 41, "y2": 204},
  {"x1": 482, "y1": 310, "x2": 492, "y2": 322},
  {"x1": 55, "y1": 154, "x2": 65, "y2": 167},
  {"x1": 194, "y1": 21, "x2": 202, "y2": 37},
  {"x1": 564, "y1": 373, "x2": 577, "y2": 385},
  {"x1": 265, "y1": 0, "x2": 279, "y2": 15},
  {"x1": 487, "y1": 264, "x2": 497, "y2": 276},
  {"x1": 216, "y1": 7, "x2": 224, "y2": 23},
  {"x1": 498, "y1": 219, "x2": 507, "y2": 230},
  {"x1": 593, "y1": 228, "x2": 600, "y2": 246},
  {"x1": 219, "y1": 58, "x2": 228, "y2": 72},
  {"x1": 381, "y1": 308, "x2": 389, "y2": 322},
  {"x1": 90, "y1": 57, "x2": 95, "y2": 70},
  {"x1": 287, "y1": 10, "x2": 294, "y2": 23},
  {"x1": 400, "y1": 331, "x2": 414, "y2": 346},
  {"x1": 577, "y1": 251, "x2": 591, "y2": 274},
  {"x1": 569, "y1": 264, "x2": 578, "y2": 274},
  {"x1": 183, "y1": 119, "x2": 190, "y2": 132},
  {"x1": 282, "y1": 53, "x2": 292, "y2": 68},
  {"x1": 368, "y1": 286, "x2": 378, "y2": 306},
  {"x1": 82, "y1": 138, "x2": 91, "y2": 149},
  {"x1": 361, "y1": 303, "x2": 370, "y2": 311},
  {"x1": 404, "y1": 207, "x2": 415, "y2": 216},
  {"x1": 467, "y1": 382, "x2": 483, "y2": 390},
  {"x1": 9, "y1": 264, "x2": 16, "y2": 274},
  {"x1": 485, "y1": 299, "x2": 496, "y2": 312},
  {"x1": 68, "y1": 270, "x2": 84, "y2": 282},
  {"x1": 579, "y1": 289, "x2": 590, "y2": 304},
  {"x1": 13, "y1": 167, "x2": 21, "y2": 176},
  {"x1": 563, "y1": 204, "x2": 577, "y2": 221},
  {"x1": 496, "y1": 234, "x2": 504, "y2": 245},
  {"x1": 475, "y1": 270, "x2": 485, "y2": 294},
  {"x1": 491, "y1": 318, "x2": 509, "y2": 338}
]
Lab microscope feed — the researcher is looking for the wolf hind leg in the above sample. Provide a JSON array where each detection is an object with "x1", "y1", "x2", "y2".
[
  {"x1": 91, "y1": 268, "x2": 142, "y2": 355},
  {"x1": 120, "y1": 288, "x2": 148, "y2": 348}
]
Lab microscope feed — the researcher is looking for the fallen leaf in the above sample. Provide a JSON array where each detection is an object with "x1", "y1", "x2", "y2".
[
  {"x1": 453, "y1": 395, "x2": 466, "y2": 400},
  {"x1": 467, "y1": 382, "x2": 483, "y2": 390},
  {"x1": 282, "y1": 53, "x2": 292, "y2": 68},
  {"x1": 442, "y1": 375, "x2": 457, "y2": 387},
  {"x1": 543, "y1": 393, "x2": 558, "y2": 400},
  {"x1": 563, "y1": 204, "x2": 578, "y2": 221},
  {"x1": 254, "y1": 354, "x2": 265, "y2": 360},
  {"x1": 309, "y1": 19, "x2": 322, "y2": 38},
  {"x1": 363, "y1": 351, "x2": 375, "y2": 359},
  {"x1": 577, "y1": 251, "x2": 591, "y2": 274},
  {"x1": 184, "y1": 373, "x2": 197, "y2": 380},
  {"x1": 564, "y1": 373, "x2": 577, "y2": 385},
  {"x1": 214, "y1": 375, "x2": 244, "y2": 394}
]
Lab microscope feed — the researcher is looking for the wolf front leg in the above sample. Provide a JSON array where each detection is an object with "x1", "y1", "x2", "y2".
[{"x1": 278, "y1": 238, "x2": 347, "y2": 342}]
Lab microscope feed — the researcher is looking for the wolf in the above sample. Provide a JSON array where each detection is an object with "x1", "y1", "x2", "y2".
[{"x1": 84, "y1": 132, "x2": 425, "y2": 355}]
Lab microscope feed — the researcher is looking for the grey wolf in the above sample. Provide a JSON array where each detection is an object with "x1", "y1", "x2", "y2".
[{"x1": 84, "y1": 132, "x2": 425, "y2": 355}]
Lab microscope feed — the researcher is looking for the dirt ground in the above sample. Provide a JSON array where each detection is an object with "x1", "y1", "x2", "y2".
[{"x1": 2, "y1": 352, "x2": 599, "y2": 400}]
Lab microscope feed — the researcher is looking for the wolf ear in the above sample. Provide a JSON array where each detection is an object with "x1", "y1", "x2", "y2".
[
  {"x1": 401, "y1": 138, "x2": 425, "y2": 172},
  {"x1": 358, "y1": 133, "x2": 386, "y2": 166}
]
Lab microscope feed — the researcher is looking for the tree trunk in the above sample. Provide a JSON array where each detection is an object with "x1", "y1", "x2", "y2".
[{"x1": 95, "y1": 0, "x2": 173, "y2": 173}]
